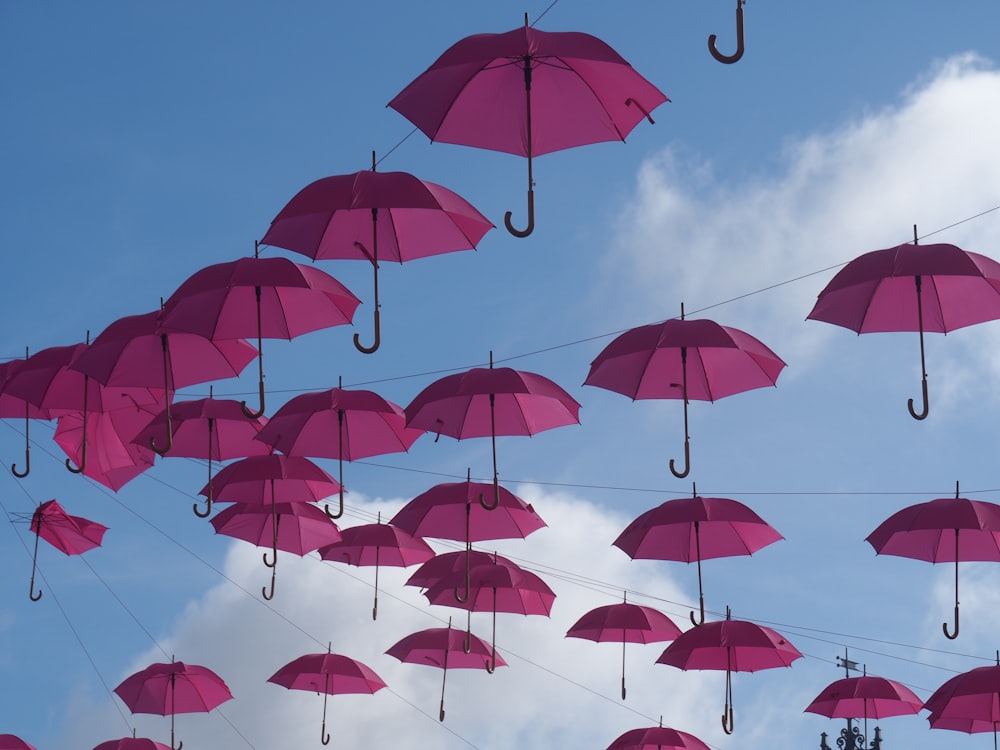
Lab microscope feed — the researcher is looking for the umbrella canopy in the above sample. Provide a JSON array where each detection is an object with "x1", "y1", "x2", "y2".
[
  {"x1": 160, "y1": 251, "x2": 360, "y2": 418},
  {"x1": 605, "y1": 725, "x2": 711, "y2": 750},
  {"x1": 256, "y1": 384, "x2": 424, "y2": 518},
  {"x1": 805, "y1": 675, "x2": 923, "y2": 720},
  {"x1": 318, "y1": 516, "x2": 434, "y2": 619},
  {"x1": 201, "y1": 454, "x2": 342, "y2": 505},
  {"x1": 807, "y1": 235, "x2": 1000, "y2": 419},
  {"x1": 613, "y1": 489, "x2": 783, "y2": 625},
  {"x1": 386, "y1": 620, "x2": 506, "y2": 721},
  {"x1": 261, "y1": 159, "x2": 493, "y2": 352},
  {"x1": 54, "y1": 407, "x2": 157, "y2": 491},
  {"x1": 925, "y1": 663, "x2": 1000, "y2": 750},
  {"x1": 405, "y1": 355, "x2": 580, "y2": 507},
  {"x1": 389, "y1": 16, "x2": 667, "y2": 236},
  {"x1": 0, "y1": 354, "x2": 52, "y2": 479},
  {"x1": 657, "y1": 608, "x2": 802, "y2": 734},
  {"x1": 566, "y1": 595, "x2": 681, "y2": 699},
  {"x1": 865, "y1": 484, "x2": 1000, "y2": 639},
  {"x1": 92, "y1": 739, "x2": 171, "y2": 750},
  {"x1": 268, "y1": 648, "x2": 386, "y2": 745},
  {"x1": 0, "y1": 735, "x2": 37, "y2": 750},
  {"x1": 405, "y1": 550, "x2": 517, "y2": 590},
  {"x1": 113, "y1": 661, "x2": 233, "y2": 750},
  {"x1": 25, "y1": 499, "x2": 108, "y2": 602},
  {"x1": 584, "y1": 309, "x2": 785, "y2": 478}
]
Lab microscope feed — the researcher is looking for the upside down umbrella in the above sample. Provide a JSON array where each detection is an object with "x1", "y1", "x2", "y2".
[
  {"x1": 566, "y1": 593, "x2": 681, "y2": 699},
  {"x1": 585, "y1": 305, "x2": 785, "y2": 478},
  {"x1": 386, "y1": 618, "x2": 506, "y2": 721},
  {"x1": 865, "y1": 482, "x2": 1000, "y2": 640},
  {"x1": 160, "y1": 246, "x2": 360, "y2": 418},
  {"x1": 807, "y1": 229, "x2": 1000, "y2": 420},
  {"x1": 613, "y1": 485, "x2": 783, "y2": 625},
  {"x1": 114, "y1": 660, "x2": 233, "y2": 750},
  {"x1": 25, "y1": 498, "x2": 108, "y2": 601},
  {"x1": 267, "y1": 645, "x2": 386, "y2": 745},
  {"x1": 389, "y1": 15, "x2": 667, "y2": 237},
  {"x1": 657, "y1": 607, "x2": 802, "y2": 735},
  {"x1": 261, "y1": 153, "x2": 493, "y2": 353}
]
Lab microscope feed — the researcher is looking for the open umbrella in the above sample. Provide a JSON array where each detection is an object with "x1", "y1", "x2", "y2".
[
  {"x1": 566, "y1": 593, "x2": 681, "y2": 699},
  {"x1": 318, "y1": 513, "x2": 434, "y2": 619},
  {"x1": 159, "y1": 245, "x2": 360, "y2": 418},
  {"x1": 0, "y1": 351, "x2": 52, "y2": 478},
  {"x1": 389, "y1": 15, "x2": 667, "y2": 237},
  {"x1": 267, "y1": 645, "x2": 386, "y2": 745},
  {"x1": 807, "y1": 229, "x2": 1000, "y2": 419},
  {"x1": 585, "y1": 305, "x2": 785, "y2": 478},
  {"x1": 261, "y1": 153, "x2": 493, "y2": 353},
  {"x1": 92, "y1": 737, "x2": 171, "y2": 750},
  {"x1": 606, "y1": 722, "x2": 711, "y2": 750},
  {"x1": 386, "y1": 618, "x2": 506, "y2": 721},
  {"x1": 613, "y1": 485, "x2": 783, "y2": 625},
  {"x1": 53, "y1": 405, "x2": 158, "y2": 491},
  {"x1": 405, "y1": 353, "x2": 580, "y2": 508},
  {"x1": 925, "y1": 662, "x2": 1000, "y2": 750},
  {"x1": 114, "y1": 660, "x2": 233, "y2": 750},
  {"x1": 0, "y1": 736, "x2": 37, "y2": 750},
  {"x1": 865, "y1": 481, "x2": 1000, "y2": 639},
  {"x1": 255, "y1": 380, "x2": 424, "y2": 519},
  {"x1": 405, "y1": 549, "x2": 517, "y2": 590},
  {"x1": 23, "y1": 498, "x2": 108, "y2": 601},
  {"x1": 657, "y1": 606, "x2": 802, "y2": 734}
]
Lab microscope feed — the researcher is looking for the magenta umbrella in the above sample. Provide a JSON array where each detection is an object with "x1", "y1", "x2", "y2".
[
  {"x1": 405, "y1": 354, "x2": 580, "y2": 508},
  {"x1": 53, "y1": 406, "x2": 157, "y2": 491},
  {"x1": 24, "y1": 498, "x2": 108, "y2": 601},
  {"x1": 605, "y1": 723, "x2": 710, "y2": 750},
  {"x1": 261, "y1": 155, "x2": 493, "y2": 353},
  {"x1": 0, "y1": 352, "x2": 52, "y2": 478},
  {"x1": 0, "y1": 736, "x2": 37, "y2": 750},
  {"x1": 255, "y1": 382, "x2": 424, "y2": 519},
  {"x1": 929, "y1": 713, "x2": 1000, "y2": 750},
  {"x1": 268, "y1": 646, "x2": 386, "y2": 745},
  {"x1": 133, "y1": 392, "x2": 271, "y2": 517},
  {"x1": 657, "y1": 607, "x2": 802, "y2": 734},
  {"x1": 160, "y1": 247, "x2": 360, "y2": 418},
  {"x1": 566, "y1": 593, "x2": 681, "y2": 699},
  {"x1": 806, "y1": 674, "x2": 923, "y2": 721},
  {"x1": 808, "y1": 231, "x2": 1000, "y2": 419},
  {"x1": 318, "y1": 514, "x2": 434, "y2": 619},
  {"x1": 925, "y1": 663, "x2": 1000, "y2": 749},
  {"x1": 613, "y1": 487, "x2": 783, "y2": 625},
  {"x1": 386, "y1": 619, "x2": 506, "y2": 721},
  {"x1": 114, "y1": 661, "x2": 233, "y2": 750},
  {"x1": 585, "y1": 306, "x2": 785, "y2": 478},
  {"x1": 865, "y1": 482, "x2": 1000, "y2": 639},
  {"x1": 406, "y1": 550, "x2": 516, "y2": 590},
  {"x1": 92, "y1": 738, "x2": 171, "y2": 750},
  {"x1": 389, "y1": 15, "x2": 667, "y2": 237}
]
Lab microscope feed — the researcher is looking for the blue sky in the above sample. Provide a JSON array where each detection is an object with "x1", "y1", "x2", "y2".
[{"x1": 4, "y1": 2, "x2": 1000, "y2": 748}]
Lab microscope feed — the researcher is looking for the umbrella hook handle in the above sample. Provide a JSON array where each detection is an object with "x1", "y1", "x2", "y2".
[
  {"x1": 67, "y1": 395, "x2": 89, "y2": 472},
  {"x1": 194, "y1": 498, "x2": 212, "y2": 518},
  {"x1": 907, "y1": 372, "x2": 929, "y2": 420},
  {"x1": 669, "y1": 439, "x2": 691, "y2": 479},
  {"x1": 354, "y1": 309, "x2": 381, "y2": 354},
  {"x1": 262, "y1": 567, "x2": 276, "y2": 600},
  {"x1": 29, "y1": 526, "x2": 42, "y2": 601},
  {"x1": 709, "y1": 0, "x2": 745, "y2": 64},
  {"x1": 943, "y1": 606, "x2": 959, "y2": 640},
  {"x1": 325, "y1": 486, "x2": 345, "y2": 520},
  {"x1": 12, "y1": 402, "x2": 31, "y2": 477},
  {"x1": 240, "y1": 380, "x2": 266, "y2": 420},
  {"x1": 721, "y1": 704, "x2": 735, "y2": 734},
  {"x1": 504, "y1": 188, "x2": 535, "y2": 238},
  {"x1": 321, "y1": 720, "x2": 330, "y2": 745},
  {"x1": 689, "y1": 600, "x2": 706, "y2": 627},
  {"x1": 478, "y1": 489, "x2": 499, "y2": 511}
]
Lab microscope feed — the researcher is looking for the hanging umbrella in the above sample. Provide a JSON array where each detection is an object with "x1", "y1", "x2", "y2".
[
  {"x1": 133, "y1": 392, "x2": 271, "y2": 517},
  {"x1": 584, "y1": 305, "x2": 785, "y2": 478},
  {"x1": 865, "y1": 482, "x2": 1000, "y2": 640},
  {"x1": 0, "y1": 736, "x2": 37, "y2": 750},
  {"x1": 92, "y1": 738, "x2": 171, "y2": 750},
  {"x1": 261, "y1": 153, "x2": 494, "y2": 353},
  {"x1": 925, "y1": 663, "x2": 1000, "y2": 750},
  {"x1": 386, "y1": 618, "x2": 506, "y2": 721},
  {"x1": 405, "y1": 549, "x2": 517, "y2": 590},
  {"x1": 657, "y1": 607, "x2": 802, "y2": 734},
  {"x1": 613, "y1": 485, "x2": 783, "y2": 625},
  {"x1": 405, "y1": 353, "x2": 580, "y2": 508},
  {"x1": 605, "y1": 722, "x2": 711, "y2": 750},
  {"x1": 806, "y1": 674, "x2": 923, "y2": 721},
  {"x1": 202, "y1": 454, "x2": 342, "y2": 506},
  {"x1": 566, "y1": 593, "x2": 681, "y2": 699},
  {"x1": 255, "y1": 381, "x2": 424, "y2": 519},
  {"x1": 807, "y1": 230, "x2": 1000, "y2": 419},
  {"x1": 389, "y1": 15, "x2": 667, "y2": 237},
  {"x1": 159, "y1": 246, "x2": 360, "y2": 418},
  {"x1": 0, "y1": 351, "x2": 52, "y2": 478},
  {"x1": 267, "y1": 645, "x2": 386, "y2": 745},
  {"x1": 318, "y1": 513, "x2": 434, "y2": 619},
  {"x1": 929, "y1": 714, "x2": 1000, "y2": 750},
  {"x1": 113, "y1": 660, "x2": 233, "y2": 750},
  {"x1": 24, "y1": 498, "x2": 108, "y2": 601}
]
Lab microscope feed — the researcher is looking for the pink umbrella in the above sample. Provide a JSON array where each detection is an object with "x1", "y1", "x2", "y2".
[
  {"x1": 92, "y1": 738, "x2": 171, "y2": 750},
  {"x1": 386, "y1": 618, "x2": 506, "y2": 721},
  {"x1": 389, "y1": 15, "x2": 666, "y2": 237},
  {"x1": 613, "y1": 486, "x2": 783, "y2": 625},
  {"x1": 0, "y1": 736, "x2": 37, "y2": 750},
  {"x1": 657, "y1": 607, "x2": 802, "y2": 734},
  {"x1": 585, "y1": 305, "x2": 785, "y2": 478},
  {"x1": 405, "y1": 353, "x2": 580, "y2": 508},
  {"x1": 25, "y1": 498, "x2": 108, "y2": 601},
  {"x1": 929, "y1": 713, "x2": 1000, "y2": 750},
  {"x1": 267, "y1": 646, "x2": 386, "y2": 745},
  {"x1": 806, "y1": 674, "x2": 923, "y2": 721},
  {"x1": 405, "y1": 549, "x2": 517, "y2": 590},
  {"x1": 566, "y1": 593, "x2": 681, "y2": 699},
  {"x1": 133, "y1": 392, "x2": 271, "y2": 517},
  {"x1": 925, "y1": 663, "x2": 1000, "y2": 749},
  {"x1": 160, "y1": 246, "x2": 360, "y2": 418},
  {"x1": 865, "y1": 482, "x2": 1000, "y2": 639},
  {"x1": 807, "y1": 230, "x2": 1000, "y2": 419},
  {"x1": 202, "y1": 454, "x2": 342, "y2": 505},
  {"x1": 0, "y1": 351, "x2": 52, "y2": 478},
  {"x1": 114, "y1": 660, "x2": 233, "y2": 750},
  {"x1": 261, "y1": 154, "x2": 493, "y2": 353},
  {"x1": 318, "y1": 514, "x2": 434, "y2": 619},
  {"x1": 256, "y1": 381, "x2": 424, "y2": 519},
  {"x1": 606, "y1": 723, "x2": 710, "y2": 750}
]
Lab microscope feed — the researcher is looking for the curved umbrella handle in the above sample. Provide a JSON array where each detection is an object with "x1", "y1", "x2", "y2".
[
  {"x1": 504, "y1": 188, "x2": 535, "y2": 238},
  {"x1": 262, "y1": 567, "x2": 276, "y2": 600},
  {"x1": 709, "y1": 0, "x2": 745, "y2": 64},
  {"x1": 944, "y1": 541, "x2": 960, "y2": 639},
  {"x1": 721, "y1": 704, "x2": 735, "y2": 734},
  {"x1": 325, "y1": 487, "x2": 345, "y2": 520},
  {"x1": 29, "y1": 578, "x2": 42, "y2": 601},
  {"x1": 321, "y1": 688, "x2": 331, "y2": 744},
  {"x1": 689, "y1": 596, "x2": 706, "y2": 627},
  {"x1": 29, "y1": 528, "x2": 42, "y2": 601},
  {"x1": 943, "y1": 605, "x2": 960, "y2": 640},
  {"x1": 907, "y1": 376, "x2": 929, "y2": 421},
  {"x1": 11, "y1": 448, "x2": 30, "y2": 478},
  {"x1": 669, "y1": 439, "x2": 691, "y2": 479},
  {"x1": 478, "y1": 489, "x2": 499, "y2": 512},
  {"x1": 241, "y1": 379, "x2": 266, "y2": 420},
  {"x1": 354, "y1": 309, "x2": 381, "y2": 354},
  {"x1": 193, "y1": 498, "x2": 212, "y2": 518},
  {"x1": 66, "y1": 412, "x2": 88, "y2": 473}
]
